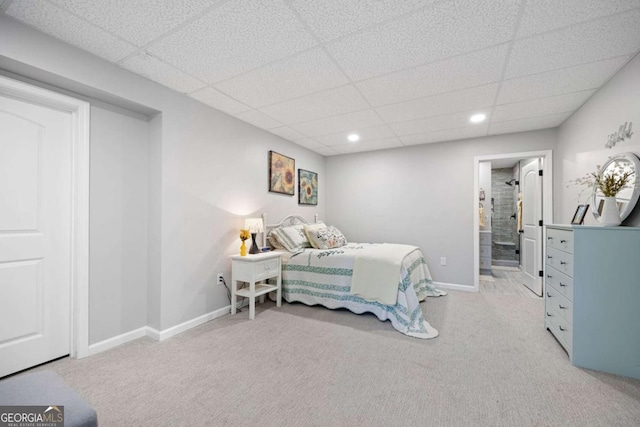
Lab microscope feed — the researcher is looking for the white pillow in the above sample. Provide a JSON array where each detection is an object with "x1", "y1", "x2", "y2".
[
  {"x1": 304, "y1": 224, "x2": 347, "y2": 250},
  {"x1": 271, "y1": 224, "x2": 311, "y2": 252}
]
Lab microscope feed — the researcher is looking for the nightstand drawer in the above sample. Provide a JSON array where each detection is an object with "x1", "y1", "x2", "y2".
[
  {"x1": 546, "y1": 308, "x2": 572, "y2": 354},
  {"x1": 546, "y1": 285, "x2": 573, "y2": 324},
  {"x1": 254, "y1": 258, "x2": 280, "y2": 280}
]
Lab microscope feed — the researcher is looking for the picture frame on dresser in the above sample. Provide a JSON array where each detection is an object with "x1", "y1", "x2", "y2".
[{"x1": 570, "y1": 204, "x2": 589, "y2": 225}]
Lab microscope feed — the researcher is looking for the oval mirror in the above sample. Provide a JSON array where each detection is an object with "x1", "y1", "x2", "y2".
[{"x1": 592, "y1": 152, "x2": 640, "y2": 222}]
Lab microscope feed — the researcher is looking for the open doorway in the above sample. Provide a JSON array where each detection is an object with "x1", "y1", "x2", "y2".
[{"x1": 473, "y1": 151, "x2": 553, "y2": 295}]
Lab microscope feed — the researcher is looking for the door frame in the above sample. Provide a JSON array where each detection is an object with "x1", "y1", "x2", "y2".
[
  {"x1": 0, "y1": 75, "x2": 90, "y2": 359},
  {"x1": 473, "y1": 150, "x2": 553, "y2": 293}
]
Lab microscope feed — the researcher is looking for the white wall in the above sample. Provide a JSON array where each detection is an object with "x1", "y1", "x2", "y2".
[
  {"x1": 0, "y1": 16, "x2": 325, "y2": 340},
  {"x1": 556, "y1": 54, "x2": 640, "y2": 226},
  {"x1": 325, "y1": 130, "x2": 556, "y2": 288},
  {"x1": 89, "y1": 105, "x2": 149, "y2": 344}
]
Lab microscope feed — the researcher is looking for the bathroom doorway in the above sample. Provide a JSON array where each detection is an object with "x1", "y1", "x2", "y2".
[{"x1": 473, "y1": 151, "x2": 553, "y2": 295}]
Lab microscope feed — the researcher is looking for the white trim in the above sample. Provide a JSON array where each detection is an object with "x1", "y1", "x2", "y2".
[
  {"x1": 87, "y1": 327, "x2": 149, "y2": 356},
  {"x1": 433, "y1": 281, "x2": 476, "y2": 292},
  {"x1": 0, "y1": 76, "x2": 90, "y2": 360},
  {"x1": 473, "y1": 150, "x2": 554, "y2": 293}
]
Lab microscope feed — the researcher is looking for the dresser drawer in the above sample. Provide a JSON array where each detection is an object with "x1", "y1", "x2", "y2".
[
  {"x1": 546, "y1": 247, "x2": 573, "y2": 277},
  {"x1": 545, "y1": 308, "x2": 573, "y2": 354},
  {"x1": 254, "y1": 258, "x2": 280, "y2": 280},
  {"x1": 546, "y1": 228, "x2": 573, "y2": 254},
  {"x1": 546, "y1": 285, "x2": 573, "y2": 323},
  {"x1": 545, "y1": 266, "x2": 573, "y2": 300}
]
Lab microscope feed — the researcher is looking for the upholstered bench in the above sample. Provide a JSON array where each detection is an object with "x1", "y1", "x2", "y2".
[{"x1": 0, "y1": 370, "x2": 97, "y2": 427}]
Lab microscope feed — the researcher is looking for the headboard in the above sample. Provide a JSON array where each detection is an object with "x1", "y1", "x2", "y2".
[{"x1": 262, "y1": 212, "x2": 319, "y2": 248}]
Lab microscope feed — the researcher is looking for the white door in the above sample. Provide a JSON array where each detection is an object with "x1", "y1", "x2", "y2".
[
  {"x1": 521, "y1": 158, "x2": 543, "y2": 296},
  {"x1": 0, "y1": 94, "x2": 72, "y2": 377}
]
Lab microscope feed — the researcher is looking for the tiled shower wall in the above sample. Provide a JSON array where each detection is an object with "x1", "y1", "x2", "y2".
[{"x1": 491, "y1": 167, "x2": 520, "y2": 262}]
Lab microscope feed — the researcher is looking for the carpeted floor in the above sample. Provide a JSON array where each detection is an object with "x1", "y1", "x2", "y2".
[{"x1": 24, "y1": 291, "x2": 640, "y2": 426}]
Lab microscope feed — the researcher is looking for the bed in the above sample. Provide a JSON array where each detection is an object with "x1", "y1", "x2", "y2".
[{"x1": 263, "y1": 214, "x2": 446, "y2": 339}]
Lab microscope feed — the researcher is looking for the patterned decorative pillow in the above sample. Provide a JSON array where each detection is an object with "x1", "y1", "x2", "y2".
[
  {"x1": 267, "y1": 232, "x2": 286, "y2": 250},
  {"x1": 271, "y1": 224, "x2": 311, "y2": 252},
  {"x1": 302, "y1": 222, "x2": 326, "y2": 245},
  {"x1": 305, "y1": 225, "x2": 347, "y2": 250}
]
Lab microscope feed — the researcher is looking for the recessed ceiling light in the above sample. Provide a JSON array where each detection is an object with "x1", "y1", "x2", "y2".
[
  {"x1": 347, "y1": 133, "x2": 360, "y2": 142},
  {"x1": 470, "y1": 113, "x2": 487, "y2": 123}
]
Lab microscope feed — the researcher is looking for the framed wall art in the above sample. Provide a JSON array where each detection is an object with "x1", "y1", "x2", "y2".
[
  {"x1": 268, "y1": 151, "x2": 295, "y2": 195},
  {"x1": 298, "y1": 169, "x2": 318, "y2": 205}
]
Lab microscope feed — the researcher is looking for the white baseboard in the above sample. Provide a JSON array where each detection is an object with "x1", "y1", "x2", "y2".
[
  {"x1": 434, "y1": 281, "x2": 477, "y2": 292},
  {"x1": 88, "y1": 301, "x2": 249, "y2": 355},
  {"x1": 88, "y1": 327, "x2": 148, "y2": 356}
]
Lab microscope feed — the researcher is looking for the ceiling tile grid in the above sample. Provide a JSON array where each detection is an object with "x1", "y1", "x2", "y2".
[
  {"x1": 47, "y1": 0, "x2": 220, "y2": 47},
  {"x1": 189, "y1": 87, "x2": 252, "y2": 115},
  {"x1": 119, "y1": 52, "x2": 207, "y2": 94},
  {"x1": 5, "y1": 0, "x2": 138, "y2": 62},
  {"x1": 213, "y1": 47, "x2": 349, "y2": 108},
  {"x1": 146, "y1": 0, "x2": 318, "y2": 84},
  {"x1": 4, "y1": 0, "x2": 640, "y2": 156}
]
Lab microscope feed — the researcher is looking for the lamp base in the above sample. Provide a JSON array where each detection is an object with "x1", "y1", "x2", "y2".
[{"x1": 249, "y1": 233, "x2": 260, "y2": 254}]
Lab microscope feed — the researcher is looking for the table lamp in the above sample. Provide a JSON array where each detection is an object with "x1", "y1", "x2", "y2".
[{"x1": 244, "y1": 217, "x2": 263, "y2": 254}]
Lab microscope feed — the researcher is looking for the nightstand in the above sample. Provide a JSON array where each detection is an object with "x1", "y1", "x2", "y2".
[{"x1": 230, "y1": 252, "x2": 282, "y2": 319}]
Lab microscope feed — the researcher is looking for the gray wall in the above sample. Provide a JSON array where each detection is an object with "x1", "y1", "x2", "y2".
[
  {"x1": 556, "y1": 54, "x2": 640, "y2": 226},
  {"x1": 0, "y1": 16, "x2": 325, "y2": 341},
  {"x1": 325, "y1": 130, "x2": 557, "y2": 287},
  {"x1": 89, "y1": 105, "x2": 149, "y2": 343}
]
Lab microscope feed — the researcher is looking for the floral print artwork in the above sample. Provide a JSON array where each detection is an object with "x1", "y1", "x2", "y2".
[
  {"x1": 269, "y1": 151, "x2": 295, "y2": 195},
  {"x1": 298, "y1": 169, "x2": 318, "y2": 205}
]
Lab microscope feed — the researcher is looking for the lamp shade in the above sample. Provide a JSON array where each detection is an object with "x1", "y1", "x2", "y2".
[{"x1": 244, "y1": 217, "x2": 264, "y2": 233}]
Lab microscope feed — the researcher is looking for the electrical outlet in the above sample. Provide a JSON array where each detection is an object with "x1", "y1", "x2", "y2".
[
  {"x1": 217, "y1": 273, "x2": 224, "y2": 285},
  {"x1": 440, "y1": 257, "x2": 447, "y2": 266}
]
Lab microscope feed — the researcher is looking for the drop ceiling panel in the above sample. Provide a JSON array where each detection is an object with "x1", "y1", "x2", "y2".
[
  {"x1": 292, "y1": 138, "x2": 326, "y2": 150},
  {"x1": 289, "y1": 109, "x2": 384, "y2": 137},
  {"x1": 311, "y1": 146, "x2": 339, "y2": 156},
  {"x1": 189, "y1": 87, "x2": 252, "y2": 115},
  {"x1": 269, "y1": 126, "x2": 308, "y2": 141},
  {"x1": 492, "y1": 90, "x2": 596, "y2": 123},
  {"x1": 5, "y1": 0, "x2": 138, "y2": 62},
  {"x1": 390, "y1": 111, "x2": 483, "y2": 136},
  {"x1": 214, "y1": 48, "x2": 349, "y2": 108},
  {"x1": 47, "y1": 0, "x2": 219, "y2": 47},
  {"x1": 119, "y1": 52, "x2": 207, "y2": 94},
  {"x1": 517, "y1": 0, "x2": 640, "y2": 38},
  {"x1": 289, "y1": 0, "x2": 437, "y2": 42},
  {"x1": 375, "y1": 84, "x2": 498, "y2": 123},
  {"x1": 331, "y1": 137, "x2": 403, "y2": 154},
  {"x1": 506, "y1": 10, "x2": 640, "y2": 79},
  {"x1": 259, "y1": 85, "x2": 369, "y2": 125},
  {"x1": 147, "y1": 0, "x2": 317, "y2": 84},
  {"x1": 315, "y1": 125, "x2": 396, "y2": 147},
  {"x1": 357, "y1": 45, "x2": 508, "y2": 106},
  {"x1": 488, "y1": 112, "x2": 572, "y2": 135},
  {"x1": 327, "y1": 0, "x2": 521, "y2": 81},
  {"x1": 498, "y1": 56, "x2": 629, "y2": 104},
  {"x1": 400, "y1": 125, "x2": 489, "y2": 145},
  {"x1": 234, "y1": 110, "x2": 283, "y2": 130}
]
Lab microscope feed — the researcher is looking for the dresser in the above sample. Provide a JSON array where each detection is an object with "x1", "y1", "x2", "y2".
[
  {"x1": 479, "y1": 231, "x2": 492, "y2": 275},
  {"x1": 545, "y1": 225, "x2": 640, "y2": 379}
]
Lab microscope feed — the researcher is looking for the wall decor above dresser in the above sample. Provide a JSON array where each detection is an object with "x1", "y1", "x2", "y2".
[{"x1": 545, "y1": 225, "x2": 640, "y2": 379}]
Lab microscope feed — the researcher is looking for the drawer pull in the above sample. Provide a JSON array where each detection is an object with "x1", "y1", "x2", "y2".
[
  {"x1": 547, "y1": 255, "x2": 553, "y2": 259},
  {"x1": 559, "y1": 305, "x2": 567, "y2": 309},
  {"x1": 546, "y1": 292, "x2": 552, "y2": 298},
  {"x1": 560, "y1": 239, "x2": 567, "y2": 243},
  {"x1": 546, "y1": 312, "x2": 552, "y2": 317},
  {"x1": 560, "y1": 261, "x2": 567, "y2": 265},
  {"x1": 546, "y1": 274, "x2": 552, "y2": 278},
  {"x1": 547, "y1": 237, "x2": 553, "y2": 240},
  {"x1": 559, "y1": 325, "x2": 566, "y2": 331},
  {"x1": 559, "y1": 282, "x2": 566, "y2": 287}
]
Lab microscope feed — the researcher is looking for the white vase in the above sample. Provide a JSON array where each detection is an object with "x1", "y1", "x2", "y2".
[{"x1": 599, "y1": 196, "x2": 621, "y2": 226}]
